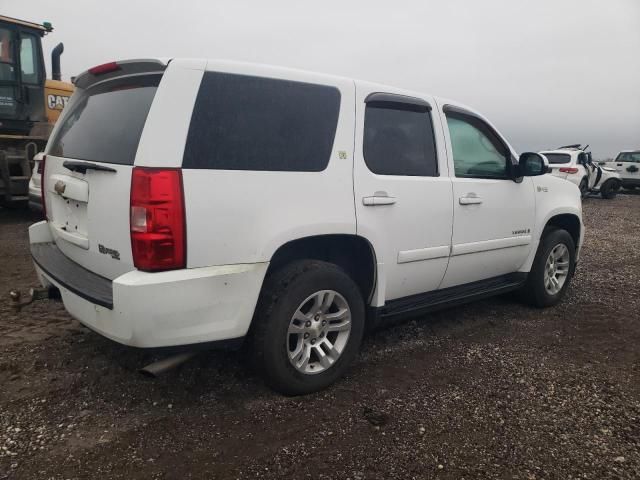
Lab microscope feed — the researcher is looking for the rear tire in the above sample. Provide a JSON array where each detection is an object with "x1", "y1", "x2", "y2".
[
  {"x1": 600, "y1": 179, "x2": 620, "y2": 199},
  {"x1": 519, "y1": 228, "x2": 576, "y2": 308},
  {"x1": 250, "y1": 260, "x2": 365, "y2": 395}
]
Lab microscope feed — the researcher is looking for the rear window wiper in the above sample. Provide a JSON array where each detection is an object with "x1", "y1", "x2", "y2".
[{"x1": 62, "y1": 161, "x2": 117, "y2": 174}]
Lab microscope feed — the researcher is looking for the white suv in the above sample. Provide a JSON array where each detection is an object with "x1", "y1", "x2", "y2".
[
  {"x1": 541, "y1": 145, "x2": 622, "y2": 199},
  {"x1": 30, "y1": 58, "x2": 583, "y2": 394}
]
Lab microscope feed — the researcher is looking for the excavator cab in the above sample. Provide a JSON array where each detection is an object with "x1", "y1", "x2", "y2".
[{"x1": 0, "y1": 16, "x2": 71, "y2": 206}]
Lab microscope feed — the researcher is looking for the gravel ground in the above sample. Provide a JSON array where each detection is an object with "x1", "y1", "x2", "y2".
[{"x1": 1, "y1": 193, "x2": 639, "y2": 479}]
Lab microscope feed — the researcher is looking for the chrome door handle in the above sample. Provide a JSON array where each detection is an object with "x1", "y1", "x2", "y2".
[
  {"x1": 459, "y1": 195, "x2": 482, "y2": 205},
  {"x1": 363, "y1": 195, "x2": 397, "y2": 206}
]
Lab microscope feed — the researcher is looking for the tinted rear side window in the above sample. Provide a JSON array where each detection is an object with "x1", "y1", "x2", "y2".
[
  {"x1": 183, "y1": 72, "x2": 341, "y2": 171},
  {"x1": 48, "y1": 76, "x2": 159, "y2": 165},
  {"x1": 544, "y1": 153, "x2": 571, "y2": 164},
  {"x1": 363, "y1": 105, "x2": 438, "y2": 176}
]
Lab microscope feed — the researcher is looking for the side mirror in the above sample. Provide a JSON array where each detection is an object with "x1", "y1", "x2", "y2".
[{"x1": 518, "y1": 152, "x2": 549, "y2": 177}]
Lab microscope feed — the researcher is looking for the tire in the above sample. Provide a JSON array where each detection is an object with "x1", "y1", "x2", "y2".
[
  {"x1": 250, "y1": 260, "x2": 365, "y2": 395},
  {"x1": 519, "y1": 228, "x2": 576, "y2": 308},
  {"x1": 600, "y1": 179, "x2": 620, "y2": 199},
  {"x1": 578, "y1": 178, "x2": 589, "y2": 198}
]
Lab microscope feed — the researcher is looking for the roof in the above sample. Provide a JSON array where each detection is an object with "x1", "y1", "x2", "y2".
[{"x1": 0, "y1": 15, "x2": 50, "y2": 33}]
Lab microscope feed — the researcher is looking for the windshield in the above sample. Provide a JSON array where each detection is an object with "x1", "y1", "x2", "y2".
[
  {"x1": 616, "y1": 151, "x2": 640, "y2": 163},
  {"x1": 543, "y1": 153, "x2": 571, "y2": 164}
]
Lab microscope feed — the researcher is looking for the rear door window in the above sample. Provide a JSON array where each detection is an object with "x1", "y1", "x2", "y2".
[
  {"x1": 48, "y1": 75, "x2": 160, "y2": 165},
  {"x1": 183, "y1": 72, "x2": 341, "y2": 171},
  {"x1": 544, "y1": 153, "x2": 571, "y2": 164},
  {"x1": 363, "y1": 104, "x2": 438, "y2": 176}
]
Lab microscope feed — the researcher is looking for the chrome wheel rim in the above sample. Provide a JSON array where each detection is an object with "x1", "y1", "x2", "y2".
[
  {"x1": 544, "y1": 243, "x2": 570, "y2": 295},
  {"x1": 287, "y1": 290, "x2": 351, "y2": 375}
]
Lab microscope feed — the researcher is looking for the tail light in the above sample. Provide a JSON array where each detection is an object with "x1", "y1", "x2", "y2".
[
  {"x1": 40, "y1": 155, "x2": 47, "y2": 219},
  {"x1": 559, "y1": 167, "x2": 579, "y2": 174},
  {"x1": 36, "y1": 159, "x2": 44, "y2": 174},
  {"x1": 130, "y1": 167, "x2": 186, "y2": 271}
]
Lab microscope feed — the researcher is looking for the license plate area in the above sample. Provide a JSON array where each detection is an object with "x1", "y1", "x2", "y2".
[{"x1": 48, "y1": 174, "x2": 90, "y2": 249}]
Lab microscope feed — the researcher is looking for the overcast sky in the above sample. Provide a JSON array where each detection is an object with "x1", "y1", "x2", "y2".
[{"x1": 5, "y1": 0, "x2": 639, "y2": 158}]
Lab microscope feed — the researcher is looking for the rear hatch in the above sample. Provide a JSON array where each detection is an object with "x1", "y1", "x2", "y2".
[
  {"x1": 542, "y1": 152, "x2": 572, "y2": 179},
  {"x1": 43, "y1": 60, "x2": 166, "y2": 280}
]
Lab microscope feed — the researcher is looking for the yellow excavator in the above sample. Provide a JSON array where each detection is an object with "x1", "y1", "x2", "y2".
[{"x1": 0, "y1": 15, "x2": 73, "y2": 206}]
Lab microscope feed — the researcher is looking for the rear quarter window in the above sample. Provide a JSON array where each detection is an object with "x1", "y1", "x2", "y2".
[
  {"x1": 47, "y1": 75, "x2": 160, "y2": 165},
  {"x1": 182, "y1": 72, "x2": 341, "y2": 171}
]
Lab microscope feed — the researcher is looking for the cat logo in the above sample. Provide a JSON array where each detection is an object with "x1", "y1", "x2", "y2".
[{"x1": 47, "y1": 94, "x2": 70, "y2": 110}]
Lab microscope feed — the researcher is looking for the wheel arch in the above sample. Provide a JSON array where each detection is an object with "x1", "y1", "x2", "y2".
[
  {"x1": 264, "y1": 234, "x2": 378, "y2": 306},
  {"x1": 544, "y1": 213, "x2": 581, "y2": 248}
]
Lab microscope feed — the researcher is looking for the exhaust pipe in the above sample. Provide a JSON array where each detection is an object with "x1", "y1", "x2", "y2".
[
  {"x1": 51, "y1": 43, "x2": 64, "y2": 81},
  {"x1": 140, "y1": 352, "x2": 197, "y2": 377}
]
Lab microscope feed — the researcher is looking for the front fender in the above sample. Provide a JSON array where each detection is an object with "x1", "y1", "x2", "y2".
[{"x1": 518, "y1": 175, "x2": 584, "y2": 272}]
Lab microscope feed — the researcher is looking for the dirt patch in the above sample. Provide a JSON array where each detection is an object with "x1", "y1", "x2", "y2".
[{"x1": 1, "y1": 195, "x2": 639, "y2": 479}]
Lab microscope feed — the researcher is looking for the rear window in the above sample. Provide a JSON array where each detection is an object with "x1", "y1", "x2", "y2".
[
  {"x1": 544, "y1": 153, "x2": 571, "y2": 164},
  {"x1": 182, "y1": 72, "x2": 341, "y2": 171},
  {"x1": 48, "y1": 75, "x2": 159, "y2": 165}
]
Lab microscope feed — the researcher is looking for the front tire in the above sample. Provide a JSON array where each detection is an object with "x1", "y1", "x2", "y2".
[
  {"x1": 519, "y1": 228, "x2": 576, "y2": 308},
  {"x1": 250, "y1": 260, "x2": 365, "y2": 395}
]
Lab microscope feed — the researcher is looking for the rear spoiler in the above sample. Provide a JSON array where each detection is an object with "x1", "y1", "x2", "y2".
[{"x1": 73, "y1": 58, "x2": 169, "y2": 90}]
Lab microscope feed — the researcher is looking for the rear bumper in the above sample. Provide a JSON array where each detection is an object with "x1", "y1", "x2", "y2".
[{"x1": 29, "y1": 221, "x2": 268, "y2": 348}]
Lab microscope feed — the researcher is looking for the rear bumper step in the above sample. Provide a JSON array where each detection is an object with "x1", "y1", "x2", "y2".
[{"x1": 30, "y1": 242, "x2": 113, "y2": 309}]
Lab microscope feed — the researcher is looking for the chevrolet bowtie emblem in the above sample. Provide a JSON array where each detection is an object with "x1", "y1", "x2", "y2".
[{"x1": 54, "y1": 180, "x2": 66, "y2": 195}]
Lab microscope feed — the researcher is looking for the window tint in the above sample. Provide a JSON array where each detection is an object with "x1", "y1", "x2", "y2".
[
  {"x1": 544, "y1": 153, "x2": 571, "y2": 164},
  {"x1": 20, "y1": 34, "x2": 39, "y2": 84},
  {"x1": 617, "y1": 151, "x2": 640, "y2": 163},
  {"x1": 0, "y1": 27, "x2": 16, "y2": 81},
  {"x1": 446, "y1": 114, "x2": 508, "y2": 179},
  {"x1": 183, "y1": 72, "x2": 341, "y2": 171},
  {"x1": 363, "y1": 105, "x2": 437, "y2": 176},
  {"x1": 48, "y1": 76, "x2": 159, "y2": 165}
]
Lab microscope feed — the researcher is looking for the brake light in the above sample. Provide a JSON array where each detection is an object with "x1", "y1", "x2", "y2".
[
  {"x1": 88, "y1": 61, "x2": 120, "y2": 75},
  {"x1": 130, "y1": 168, "x2": 186, "y2": 271},
  {"x1": 36, "y1": 160, "x2": 44, "y2": 174},
  {"x1": 40, "y1": 155, "x2": 47, "y2": 219},
  {"x1": 559, "y1": 167, "x2": 579, "y2": 174}
]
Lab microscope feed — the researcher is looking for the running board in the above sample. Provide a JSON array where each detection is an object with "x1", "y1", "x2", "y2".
[{"x1": 378, "y1": 273, "x2": 527, "y2": 320}]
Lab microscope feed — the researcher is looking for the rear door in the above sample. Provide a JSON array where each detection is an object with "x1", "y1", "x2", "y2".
[
  {"x1": 354, "y1": 86, "x2": 453, "y2": 302},
  {"x1": 42, "y1": 59, "x2": 201, "y2": 280}
]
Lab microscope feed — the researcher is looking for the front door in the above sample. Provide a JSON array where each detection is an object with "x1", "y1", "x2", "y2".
[
  {"x1": 354, "y1": 88, "x2": 453, "y2": 303},
  {"x1": 438, "y1": 104, "x2": 535, "y2": 289}
]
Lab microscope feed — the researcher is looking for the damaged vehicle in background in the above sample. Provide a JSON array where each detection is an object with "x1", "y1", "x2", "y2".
[{"x1": 540, "y1": 144, "x2": 622, "y2": 199}]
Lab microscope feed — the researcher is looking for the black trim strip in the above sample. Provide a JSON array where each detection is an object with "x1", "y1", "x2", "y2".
[
  {"x1": 365, "y1": 92, "x2": 431, "y2": 111},
  {"x1": 378, "y1": 273, "x2": 527, "y2": 320},
  {"x1": 31, "y1": 242, "x2": 114, "y2": 309},
  {"x1": 62, "y1": 161, "x2": 117, "y2": 174}
]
